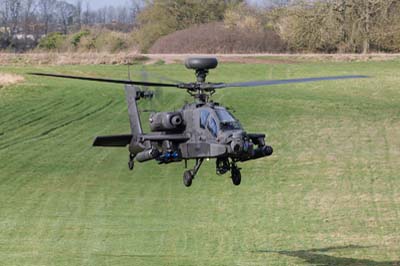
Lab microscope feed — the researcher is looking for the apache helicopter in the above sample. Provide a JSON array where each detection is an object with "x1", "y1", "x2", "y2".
[{"x1": 30, "y1": 57, "x2": 367, "y2": 187}]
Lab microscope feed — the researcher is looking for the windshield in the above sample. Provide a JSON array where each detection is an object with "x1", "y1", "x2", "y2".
[
  {"x1": 207, "y1": 117, "x2": 218, "y2": 137},
  {"x1": 200, "y1": 110, "x2": 209, "y2": 129},
  {"x1": 215, "y1": 108, "x2": 242, "y2": 130}
]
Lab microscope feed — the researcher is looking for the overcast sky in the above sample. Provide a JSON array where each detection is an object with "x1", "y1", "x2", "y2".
[
  {"x1": 65, "y1": 0, "x2": 264, "y2": 10},
  {"x1": 65, "y1": 0, "x2": 130, "y2": 9}
]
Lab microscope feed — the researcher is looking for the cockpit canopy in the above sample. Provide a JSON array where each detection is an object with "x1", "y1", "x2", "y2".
[
  {"x1": 215, "y1": 107, "x2": 242, "y2": 131},
  {"x1": 199, "y1": 106, "x2": 242, "y2": 137}
]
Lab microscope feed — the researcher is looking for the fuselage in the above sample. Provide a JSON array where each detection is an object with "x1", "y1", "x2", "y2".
[
  {"x1": 179, "y1": 102, "x2": 246, "y2": 159},
  {"x1": 135, "y1": 101, "x2": 270, "y2": 163}
]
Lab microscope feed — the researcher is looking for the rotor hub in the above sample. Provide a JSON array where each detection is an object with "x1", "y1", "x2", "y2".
[
  {"x1": 195, "y1": 69, "x2": 209, "y2": 83},
  {"x1": 183, "y1": 57, "x2": 219, "y2": 102}
]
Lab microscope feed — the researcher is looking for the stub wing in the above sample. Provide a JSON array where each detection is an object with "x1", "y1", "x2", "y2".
[
  {"x1": 140, "y1": 134, "x2": 190, "y2": 142},
  {"x1": 93, "y1": 133, "x2": 189, "y2": 147},
  {"x1": 93, "y1": 134, "x2": 132, "y2": 147}
]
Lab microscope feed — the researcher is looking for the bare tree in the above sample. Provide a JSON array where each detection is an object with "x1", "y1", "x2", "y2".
[
  {"x1": 22, "y1": 0, "x2": 36, "y2": 33},
  {"x1": 0, "y1": 0, "x2": 23, "y2": 46},
  {"x1": 38, "y1": 0, "x2": 56, "y2": 34},
  {"x1": 96, "y1": 7, "x2": 107, "y2": 24},
  {"x1": 106, "y1": 6, "x2": 116, "y2": 23},
  {"x1": 116, "y1": 6, "x2": 128, "y2": 24},
  {"x1": 130, "y1": 0, "x2": 144, "y2": 25},
  {"x1": 9, "y1": 0, "x2": 21, "y2": 37},
  {"x1": 82, "y1": 1, "x2": 90, "y2": 25},
  {"x1": 0, "y1": 0, "x2": 11, "y2": 47},
  {"x1": 75, "y1": 0, "x2": 82, "y2": 29},
  {"x1": 334, "y1": 0, "x2": 397, "y2": 53},
  {"x1": 56, "y1": 1, "x2": 75, "y2": 34}
]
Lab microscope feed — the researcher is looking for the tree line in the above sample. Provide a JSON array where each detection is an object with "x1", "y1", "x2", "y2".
[
  {"x1": 0, "y1": 0, "x2": 143, "y2": 50},
  {"x1": 273, "y1": 0, "x2": 400, "y2": 53},
  {"x1": 1, "y1": 0, "x2": 400, "y2": 53}
]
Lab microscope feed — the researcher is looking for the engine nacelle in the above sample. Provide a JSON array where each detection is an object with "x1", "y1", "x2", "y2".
[{"x1": 149, "y1": 112, "x2": 184, "y2": 132}]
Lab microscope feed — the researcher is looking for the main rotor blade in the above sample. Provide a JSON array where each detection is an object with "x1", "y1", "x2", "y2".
[
  {"x1": 216, "y1": 75, "x2": 369, "y2": 89},
  {"x1": 29, "y1": 72, "x2": 180, "y2": 88}
]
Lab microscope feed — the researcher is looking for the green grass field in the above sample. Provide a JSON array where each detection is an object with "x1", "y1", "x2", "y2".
[{"x1": 1, "y1": 59, "x2": 400, "y2": 266}]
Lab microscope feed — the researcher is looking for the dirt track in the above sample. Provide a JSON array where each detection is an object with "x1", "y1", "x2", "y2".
[
  {"x1": 1, "y1": 52, "x2": 400, "y2": 65},
  {"x1": 145, "y1": 53, "x2": 400, "y2": 64}
]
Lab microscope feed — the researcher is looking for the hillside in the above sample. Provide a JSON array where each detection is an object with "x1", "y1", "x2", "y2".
[
  {"x1": 149, "y1": 22, "x2": 285, "y2": 54},
  {"x1": 1, "y1": 60, "x2": 400, "y2": 265}
]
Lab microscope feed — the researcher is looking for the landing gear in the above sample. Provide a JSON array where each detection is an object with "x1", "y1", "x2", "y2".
[
  {"x1": 182, "y1": 158, "x2": 241, "y2": 186},
  {"x1": 183, "y1": 158, "x2": 204, "y2": 187},
  {"x1": 183, "y1": 170, "x2": 193, "y2": 187},
  {"x1": 216, "y1": 158, "x2": 230, "y2": 175},
  {"x1": 231, "y1": 165, "x2": 241, "y2": 186},
  {"x1": 216, "y1": 158, "x2": 242, "y2": 186},
  {"x1": 128, "y1": 153, "x2": 135, "y2": 170}
]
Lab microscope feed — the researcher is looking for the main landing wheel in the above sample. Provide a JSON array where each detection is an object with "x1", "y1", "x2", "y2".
[
  {"x1": 231, "y1": 167, "x2": 241, "y2": 186},
  {"x1": 183, "y1": 170, "x2": 193, "y2": 187}
]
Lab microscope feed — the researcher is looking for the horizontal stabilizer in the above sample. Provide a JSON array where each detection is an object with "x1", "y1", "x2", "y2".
[{"x1": 93, "y1": 134, "x2": 132, "y2": 147}]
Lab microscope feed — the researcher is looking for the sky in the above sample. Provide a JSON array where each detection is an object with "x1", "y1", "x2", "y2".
[
  {"x1": 65, "y1": 0, "x2": 265, "y2": 10},
  {"x1": 65, "y1": 0, "x2": 131, "y2": 9}
]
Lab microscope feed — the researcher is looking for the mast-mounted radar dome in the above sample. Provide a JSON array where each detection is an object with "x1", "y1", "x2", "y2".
[
  {"x1": 185, "y1": 57, "x2": 218, "y2": 84},
  {"x1": 185, "y1": 57, "x2": 218, "y2": 70}
]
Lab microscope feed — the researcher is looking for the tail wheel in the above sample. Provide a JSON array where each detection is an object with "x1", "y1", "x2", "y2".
[
  {"x1": 128, "y1": 160, "x2": 134, "y2": 170},
  {"x1": 128, "y1": 153, "x2": 135, "y2": 170},
  {"x1": 231, "y1": 167, "x2": 241, "y2": 186}
]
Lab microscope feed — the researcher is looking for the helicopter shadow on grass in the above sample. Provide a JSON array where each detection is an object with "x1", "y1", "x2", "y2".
[{"x1": 255, "y1": 245, "x2": 400, "y2": 266}]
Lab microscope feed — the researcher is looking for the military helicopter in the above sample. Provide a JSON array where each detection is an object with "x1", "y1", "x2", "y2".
[{"x1": 30, "y1": 57, "x2": 367, "y2": 187}]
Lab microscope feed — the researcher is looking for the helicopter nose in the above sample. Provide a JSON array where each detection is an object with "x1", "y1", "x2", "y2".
[
  {"x1": 230, "y1": 137, "x2": 242, "y2": 153},
  {"x1": 232, "y1": 143, "x2": 241, "y2": 153},
  {"x1": 230, "y1": 134, "x2": 251, "y2": 154}
]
